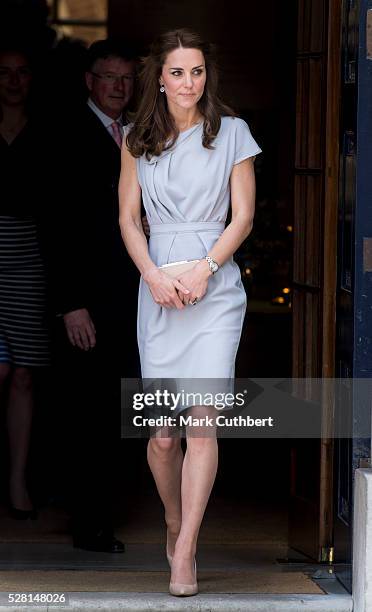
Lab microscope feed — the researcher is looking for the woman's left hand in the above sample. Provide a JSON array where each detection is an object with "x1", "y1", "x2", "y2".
[{"x1": 177, "y1": 259, "x2": 212, "y2": 305}]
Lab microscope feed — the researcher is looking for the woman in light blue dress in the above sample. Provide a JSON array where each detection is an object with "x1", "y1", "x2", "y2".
[{"x1": 119, "y1": 29, "x2": 261, "y2": 596}]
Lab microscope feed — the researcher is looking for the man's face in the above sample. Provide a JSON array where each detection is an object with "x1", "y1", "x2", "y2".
[{"x1": 85, "y1": 56, "x2": 135, "y2": 119}]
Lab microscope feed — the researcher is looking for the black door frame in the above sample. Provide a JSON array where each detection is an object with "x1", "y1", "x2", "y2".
[{"x1": 334, "y1": 0, "x2": 372, "y2": 593}]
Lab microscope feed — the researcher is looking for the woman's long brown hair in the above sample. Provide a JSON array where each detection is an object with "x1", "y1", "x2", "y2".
[{"x1": 127, "y1": 28, "x2": 235, "y2": 160}]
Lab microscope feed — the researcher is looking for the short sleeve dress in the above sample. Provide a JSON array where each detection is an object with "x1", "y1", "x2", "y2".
[{"x1": 136, "y1": 116, "x2": 261, "y2": 406}]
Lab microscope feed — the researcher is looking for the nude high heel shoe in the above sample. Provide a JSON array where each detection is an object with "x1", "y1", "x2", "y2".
[
  {"x1": 166, "y1": 530, "x2": 173, "y2": 567},
  {"x1": 166, "y1": 549, "x2": 173, "y2": 567},
  {"x1": 169, "y1": 558, "x2": 198, "y2": 597}
]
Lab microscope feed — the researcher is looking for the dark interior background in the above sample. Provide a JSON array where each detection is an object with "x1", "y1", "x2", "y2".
[
  {"x1": 108, "y1": 0, "x2": 297, "y2": 509},
  {"x1": 0, "y1": 0, "x2": 297, "y2": 520}
]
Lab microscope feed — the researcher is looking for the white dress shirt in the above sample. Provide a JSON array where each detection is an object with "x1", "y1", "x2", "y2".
[{"x1": 87, "y1": 98, "x2": 124, "y2": 141}]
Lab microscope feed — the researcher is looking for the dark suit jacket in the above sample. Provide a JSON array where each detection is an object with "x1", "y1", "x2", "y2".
[{"x1": 52, "y1": 104, "x2": 139, "y2": 368}]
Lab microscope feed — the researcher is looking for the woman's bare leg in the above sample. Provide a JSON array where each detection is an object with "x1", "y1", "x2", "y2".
[
  {"x1": 147, "y1": 430, "x2": 184, "y2": 556},
  {"x1": 171, "y1": 406, "x2": 218, "y2": 585},
  {"x1": 7, "y1": 367, "x2": 34, "y2": 510}
]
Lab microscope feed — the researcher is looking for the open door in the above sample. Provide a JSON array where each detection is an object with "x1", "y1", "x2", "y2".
[
  {"x1": 289, "y1": 0, "x2": 342, "y2": 561},
  {"x1": 333, "y1": 0, "x2": 372, "y2": 592}
]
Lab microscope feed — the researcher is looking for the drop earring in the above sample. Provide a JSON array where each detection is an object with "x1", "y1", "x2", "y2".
[{"x1": 160, "y1": 85, "x2": 165, "y2": 92}]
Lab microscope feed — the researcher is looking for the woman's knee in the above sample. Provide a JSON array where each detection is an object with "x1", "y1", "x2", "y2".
[
  {"x1": 148, "y1": 436, "x2": 180, "y2": 458},
  {"x1": 11, "y1": 367, "x2": 33, "y2": 392}
]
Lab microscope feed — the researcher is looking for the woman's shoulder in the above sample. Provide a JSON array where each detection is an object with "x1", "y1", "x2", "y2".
[
  {"x1": 123, "y1": 122, "x2": 134, "y2": 137},
  {"x1": 219, "y1": 116, "x2": 262, "y2": 162},
  {"x1": 216, "y1": 117, "x2": 254, "y2": 149},
  {"x1": 220, "y1": 115, "x2": 250, "y2": 134}
]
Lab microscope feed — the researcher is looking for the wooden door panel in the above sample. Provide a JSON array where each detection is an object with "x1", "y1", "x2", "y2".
[
  {"x1": 292, "y1": 289, "x2": 321, "y2": 378},
  {"x1": 293, "y1": 174, "x2": 322, "y2": 286},
  {"x1": 290, "y1": 0, "x2": 341, "y2": 561},
  {"x1": 305, "y1": 292, "x2": 321, "y2": 377},
  {"x1": 295, "y1": 59, "x2": 324, "y2": 168},
  {"x1": 297, "y1": 0, "x2": 326, "y2": 53}
]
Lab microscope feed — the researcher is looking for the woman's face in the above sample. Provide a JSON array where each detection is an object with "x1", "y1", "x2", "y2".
[
  {"x1": 0, "y1": 52, "x2": 32, "y2": 108},
  {"x1": 160, "y1": 47, "x2": 206, "y2": 114}
]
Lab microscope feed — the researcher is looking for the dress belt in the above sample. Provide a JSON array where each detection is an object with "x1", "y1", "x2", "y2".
[{"x1": 150, "y1": 221, "x2": 225, "y2": 235}]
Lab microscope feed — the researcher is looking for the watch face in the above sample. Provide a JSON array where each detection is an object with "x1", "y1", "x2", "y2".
[{"x1": 206, "y1": 256, "x2": 219, "y2": 273}]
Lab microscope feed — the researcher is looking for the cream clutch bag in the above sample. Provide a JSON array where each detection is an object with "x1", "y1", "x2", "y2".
[{"x1": 159, "y1": 259, "x2": 200, "y2": 278}]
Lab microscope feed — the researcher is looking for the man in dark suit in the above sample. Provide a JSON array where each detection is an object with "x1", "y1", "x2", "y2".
[{"x1": 54, "y1": 40, "x2": 140, "y2": 552}]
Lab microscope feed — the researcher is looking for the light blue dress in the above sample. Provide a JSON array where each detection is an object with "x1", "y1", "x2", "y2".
[{"x1": 135, "y1": 116, "x2": 261, "y2": 406}]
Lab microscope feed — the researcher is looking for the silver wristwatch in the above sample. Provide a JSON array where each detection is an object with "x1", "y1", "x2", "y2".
[{"x1": 205, "y1": 255, "x2": 219, "y2": 274}]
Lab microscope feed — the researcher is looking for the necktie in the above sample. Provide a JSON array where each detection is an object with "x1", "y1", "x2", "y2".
[{"x1": 110, "y1": 121, "x2": 123, "y2": 148}]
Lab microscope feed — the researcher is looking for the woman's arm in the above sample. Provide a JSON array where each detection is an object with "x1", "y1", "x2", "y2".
[
  {"x1": 178, "y1": 157, "x2": 256, "y2": 304},
  {"x1": 118, "y1": 145, "x2": 189, "y2": 309},
  {"x1": 118, "y1": 145, "x2": 154, "y2": 276},
  {"x1": 204, "y1": 156, "x2": 256, "y2": 269}
]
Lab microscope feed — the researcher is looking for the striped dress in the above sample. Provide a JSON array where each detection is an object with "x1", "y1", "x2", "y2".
[
  {"x1": 0, "y1": 216, "x2": 50, "y2": 367},
  {"x1": 0, "y1": 124, "x2": 50, "y2": 367}
]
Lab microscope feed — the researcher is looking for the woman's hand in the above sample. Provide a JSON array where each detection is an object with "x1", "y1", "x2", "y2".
[
  {"x1": 63, "y1": 308, "x2": 96, "y2": 350},
  {"x1": 177, "y1": 259, "x2": 212, "y2": 305},
  {"x1": 144, "y1": 268, "x2": 190, "y2": 309}
]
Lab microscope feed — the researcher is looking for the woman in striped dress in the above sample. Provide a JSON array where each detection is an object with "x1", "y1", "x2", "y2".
[{"x1": 0, "y1": 47, "x2": 50, "y2": 518}]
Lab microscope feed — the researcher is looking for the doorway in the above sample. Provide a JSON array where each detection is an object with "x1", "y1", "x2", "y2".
[
  {"x1": 0, "y1": 0, "x2": 352, "y2": 601},
  {"x1": 108, "y1": 0, "x2": 340, "y2": 585}
]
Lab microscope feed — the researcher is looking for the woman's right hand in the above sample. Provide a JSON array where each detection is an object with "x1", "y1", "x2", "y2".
[{"x1": 144, "y1": 268, "x2": 190, "y2": 309}]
